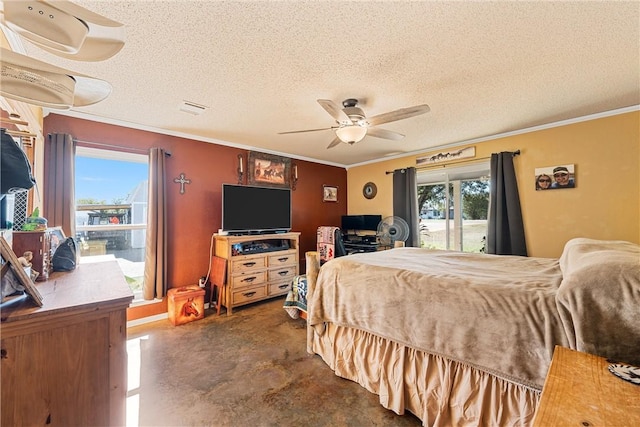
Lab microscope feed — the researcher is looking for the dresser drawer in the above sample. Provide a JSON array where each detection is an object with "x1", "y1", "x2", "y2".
[
  {"x1": 231, "y1": 256, "x2": 267, "y2": 273},
  {"x1": 267, "y1": 252, "x2": 296, "y2": 267},
  {"x1": 231, "y1": 285, "x2": 267, "y2": 305},
  {"x1": 232, "y1": 271, "x2": 267, "y2": 289},
  {"x1": 214, "y1": 232, "x2": 300, "y2": 315},
  {"x1": 268, "y1": 266, "x2": 296, "y2": 282},
  {"x1": 268, "y1": 281, "x2": 291, "y2": 296}
]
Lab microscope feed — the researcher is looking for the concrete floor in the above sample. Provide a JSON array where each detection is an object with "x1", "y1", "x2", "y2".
[{"x1": 126, "y1": 298, "x2": 422, "y2": 427}]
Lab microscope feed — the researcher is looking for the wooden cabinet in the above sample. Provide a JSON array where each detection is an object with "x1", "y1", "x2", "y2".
[
  {"x1": 533, "y1": 346, "x2": 640, "y2": 426},
  {"x1": 11, "y1": 230, "x2": 52, "y2": 281},
  {"x1": 215, "y1": 232, "x2": 300, "y2": 315},
  {"x1": 1, "y1": 260, "x2": 134, "y2": 426}
]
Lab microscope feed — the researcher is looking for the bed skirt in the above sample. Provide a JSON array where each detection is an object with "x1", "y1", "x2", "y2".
[{"x1": 308, "y1": 322, "x2": 541, "y2": 426}]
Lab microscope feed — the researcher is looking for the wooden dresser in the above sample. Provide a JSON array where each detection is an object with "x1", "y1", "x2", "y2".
[
  {"x1": 533, "y1": 346, "x2": 640, "y2": 426},
  {"x1": 1, "y1": 259, "x2": 134, "y2": 426},
  {"x1": 214, "y1": 232, "x2": 300, "y2": 315}
]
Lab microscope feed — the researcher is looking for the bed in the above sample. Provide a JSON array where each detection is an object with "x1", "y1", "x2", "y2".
[{"x1": 305, "y1": 238, "x2": 640, "y2": 426}]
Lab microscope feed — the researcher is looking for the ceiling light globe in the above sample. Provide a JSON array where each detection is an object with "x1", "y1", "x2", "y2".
[{"x1": 336, "y1": 125, "x2": 367, "y2": 144}]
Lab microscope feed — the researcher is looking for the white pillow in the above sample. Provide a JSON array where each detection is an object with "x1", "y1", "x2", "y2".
[{"x1": 559, "y1": 237, "x2": 639, "y2": 278}]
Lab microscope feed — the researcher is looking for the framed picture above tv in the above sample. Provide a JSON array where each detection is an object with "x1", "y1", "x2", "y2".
[{"x1": 248, "y1": 151, "x2": 291, "y2": 188}]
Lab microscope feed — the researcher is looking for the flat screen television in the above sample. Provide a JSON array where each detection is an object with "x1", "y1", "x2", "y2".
[
  {"x1": 362, "y1": 214, "x2": 382, "y2": 231},
  {"x1": 341, "y1": 214, "x2": 382, "y2": 232},
  {"x1": 341, "y1": 215, "x2": 364, "y2": 231},
  {"x1": 222, "y1": 184, "x2": 292, "y2": 234}
]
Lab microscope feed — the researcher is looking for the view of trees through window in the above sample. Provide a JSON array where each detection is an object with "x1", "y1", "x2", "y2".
[{"x1": 418, "y1": 178, "x2": 490, "y2": 252}]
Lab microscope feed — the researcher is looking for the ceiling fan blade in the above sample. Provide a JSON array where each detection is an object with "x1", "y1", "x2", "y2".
[
  {"x1": 317, "y1": 99, "x2": 351, "y2": 123},
  {"x1": 367, "y1": 127, "x2": 405, "y2": 141},
  {"x1": 278, "y1": 127, "x2": 335, "y2": 135},
  {"x1": 367, "y1": 104, "x2": 431, "y2": 126},
  {"x1": 326, "y1": 136, "x2": 342, "y2": 149}
]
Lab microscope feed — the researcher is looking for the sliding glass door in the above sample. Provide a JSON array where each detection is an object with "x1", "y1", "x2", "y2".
[{"x1": 417, "y1": 162, "x2": 490, "y2": 252}]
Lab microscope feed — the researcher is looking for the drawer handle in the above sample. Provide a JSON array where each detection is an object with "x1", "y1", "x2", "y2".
[
  {"x1": 278, "y1": 270, "x2": 289, "y2": 276},
  {"x1": 278, "y1": 284, "x2": 288, "y2": 289},
  {"x1": 277, "y1": 257, "x2": 289, "y2": 262},
  {"x1": 242, "y1": 276, "x2": 256, "y2": 283},
  {"x1": 243, "y1": 262, "x2": 257, "y2": 267},
  {"x1": 243, "y1": 291, "x2": 256, "y2": 298}
]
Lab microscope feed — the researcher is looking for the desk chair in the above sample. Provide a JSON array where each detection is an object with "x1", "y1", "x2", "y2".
[
  {"x1": 317, "y1": 226, "x2": 347, "y2": 265},
  {"x1": 210, "y1": 256, "x2": 227, "y2": 316}
]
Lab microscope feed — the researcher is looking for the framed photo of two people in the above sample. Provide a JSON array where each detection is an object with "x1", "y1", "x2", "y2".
[{"x1": 535, "y1": 164, "x2": 575, "y2": 190}]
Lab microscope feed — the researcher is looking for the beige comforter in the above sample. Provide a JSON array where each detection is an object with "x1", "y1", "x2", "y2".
[{"x1": 307, "y1": 247, "x2": 570, "y2": 389}]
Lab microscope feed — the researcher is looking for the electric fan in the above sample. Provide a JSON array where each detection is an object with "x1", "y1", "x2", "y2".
[{"x1": 377, "y1": 216, "x2": 410, "y2": 247}]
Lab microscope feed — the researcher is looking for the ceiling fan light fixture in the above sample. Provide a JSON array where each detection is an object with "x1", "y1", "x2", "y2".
[
  {"x1": 0, "y1": 48, "x2": 112, "y2": 109},
  {"x1": 1, "y1": 1, "x2": 89, "y2": 54},
  {"x1": 336, "y1": 125, "x2": 367, "y2": 144},
  {"x1": 1, "y1": 0, "x2": 125, "y2": 61}
]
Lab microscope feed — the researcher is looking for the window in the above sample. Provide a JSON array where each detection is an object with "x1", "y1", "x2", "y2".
[
  {"x1": 417, "y1": 162, "x2": 490, "y2": 252},
  {"x1": 75, "y1": 147, "x2": 148, "y2": 300}
]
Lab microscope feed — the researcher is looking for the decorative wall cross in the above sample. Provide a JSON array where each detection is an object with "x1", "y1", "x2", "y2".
[{"x1": 173, "y1": 173, "x2": 191, "y2": 194}]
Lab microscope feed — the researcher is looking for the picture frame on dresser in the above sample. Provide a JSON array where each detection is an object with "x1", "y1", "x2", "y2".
[
  {"x1": 0, "y1": 236, "x2": 43, "y2": 306},
  {"x1": 48, "y1": 226, "x2": 66, "y2": 254}
]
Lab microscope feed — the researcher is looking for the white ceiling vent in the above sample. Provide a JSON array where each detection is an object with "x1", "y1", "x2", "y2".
[{"x1": 179, "y1": 100, "x2": 208, "y2": 115}]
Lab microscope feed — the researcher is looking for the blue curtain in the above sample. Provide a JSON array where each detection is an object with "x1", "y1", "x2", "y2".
[{"x1": 487, "y1": 151, "x2": 527, "y2": 256}]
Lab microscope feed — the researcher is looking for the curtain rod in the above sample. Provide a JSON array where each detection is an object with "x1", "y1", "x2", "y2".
[
  {"x1": 73, "y1": 138, "x2": 172, "y2": 156},
  {"x1": 385, "y1": 150, "x2": 520, "y2": 174}
]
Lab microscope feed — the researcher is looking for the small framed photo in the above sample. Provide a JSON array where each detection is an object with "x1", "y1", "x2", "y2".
[
  {"x1": 323, "y1": 185, "x2": 338, "y2": 202},
  {"x1": 48, "y1": 226, "x2": 66, "y2": 254},
  {"x1": 535, "y1": 164, "x2": 575, "y2": 190}
]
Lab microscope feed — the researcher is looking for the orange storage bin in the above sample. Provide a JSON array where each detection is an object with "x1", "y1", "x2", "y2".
[{"x1": 168, "y1": 285, "x2": 205, "y2": 326}]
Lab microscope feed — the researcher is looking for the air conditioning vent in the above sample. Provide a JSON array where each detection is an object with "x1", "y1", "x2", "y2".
[{"x1": 179, "y1": 100, "x2": 208, "y2": 115}]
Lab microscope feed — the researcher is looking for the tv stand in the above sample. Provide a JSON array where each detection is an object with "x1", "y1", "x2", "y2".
[
  {"x1": 228, "y1": 229, "x2": 289, "y2": 236},
  {"x1": 214, "y1": 232, "x2": 300, "y2": 315}
]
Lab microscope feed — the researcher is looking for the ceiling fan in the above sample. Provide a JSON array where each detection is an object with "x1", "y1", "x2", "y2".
[{"x1": 279, "y1": 99, "x2": 430, "y2": 149}]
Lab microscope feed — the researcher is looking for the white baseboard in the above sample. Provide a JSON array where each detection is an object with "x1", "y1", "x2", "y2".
[
  {"x1": 127, "y1": 312, "x2": 168, "y2": 328},
  {"x1": 126, "y1": 303, "x2": 211, "y2": 328}
]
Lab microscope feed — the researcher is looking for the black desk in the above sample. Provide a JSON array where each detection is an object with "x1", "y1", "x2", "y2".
[{"x1": 343, "y1": 240, "x2": 390, "y2": 254}]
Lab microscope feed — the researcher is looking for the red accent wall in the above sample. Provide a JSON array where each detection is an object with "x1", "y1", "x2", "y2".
[{"x1": 43, "y1": 114, "x2": 347, "y2": 319}]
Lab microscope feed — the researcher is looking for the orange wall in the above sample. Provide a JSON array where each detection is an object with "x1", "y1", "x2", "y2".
[
  {"x1": 43, "y1": 114, "x2": 347, "y2": 319},
  {"x1": 348, "y1": 111, "x2": 640, "y2": 258}
]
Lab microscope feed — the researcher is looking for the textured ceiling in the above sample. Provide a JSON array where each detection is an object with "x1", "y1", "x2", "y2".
[{"x1": 8, "y1": 1, "x2": 640, "y2": 167}]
